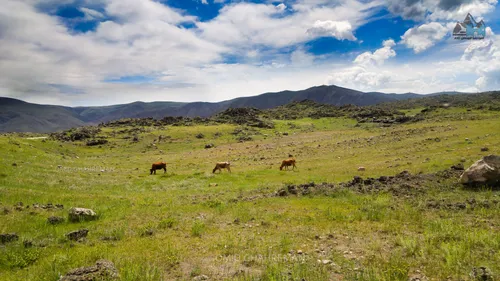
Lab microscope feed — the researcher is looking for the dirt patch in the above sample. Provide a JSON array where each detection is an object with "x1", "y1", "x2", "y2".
[{"x1": 274, "y1": 168, "x2": 464, "y2": 197}]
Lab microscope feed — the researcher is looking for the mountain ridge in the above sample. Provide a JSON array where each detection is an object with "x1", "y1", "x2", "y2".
[{"x1": 0, "y1": 84, "x2": 469, "y2": 133}]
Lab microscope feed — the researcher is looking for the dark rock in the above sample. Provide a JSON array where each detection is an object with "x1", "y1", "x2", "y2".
[
  {"x1": 451, "y1": 163, "x2": 465, "y2": 170},
  {"x1": 12, "y1": 163, "x2": 17, "y2": 167},
  {"x1": 59, "y1": 259, "x2": 119, "y2": 281},
  {"x1": 481, "y1": 147, "x2": 489, "y2": 152},
  {"x1": 470, "y1": 266, "x2": 493, "y2": 281},
  {"x1": 204, "y1": 143, "x2": 215, "y2": 149},
  {"x1": 195, "y1": 133, "x2": 205, "y2": 139},
  {"x1": 352, "y1": 176, "x2": 363, "y2": 184},
  {"x1": 86, "y1": 139, "x2": 108, "y2": 146},
  {"x1": 277, "y1": 189, "x2": 287, "y2": 197},
  {"x1": 287, "y1": 185, "x2": 298, "y2": 195},
  {"x1": 66, "y1": 229, "x2": 89, "y2": 241},
  {"x1": 48, "y1": 216, "x2": 65, "y2": 225},
  {"x1": 0, "y1": 233, "x2": 19, "y2": 244}
]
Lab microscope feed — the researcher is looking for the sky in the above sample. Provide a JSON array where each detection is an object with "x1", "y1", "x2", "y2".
[{"x1": 0, "y1": 0, "x2": 499, "y2": 106}]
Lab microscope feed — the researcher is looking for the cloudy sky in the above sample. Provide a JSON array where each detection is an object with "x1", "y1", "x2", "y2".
[{"x1": 0, "y1": 0, "x2": 499, "y2": 106}]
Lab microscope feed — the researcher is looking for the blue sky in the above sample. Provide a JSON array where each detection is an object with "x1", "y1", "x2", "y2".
[{"x1": 0, "y1": 0, "x2": 499, "y2": 106}]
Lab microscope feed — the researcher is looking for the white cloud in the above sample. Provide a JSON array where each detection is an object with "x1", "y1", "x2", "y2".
[
  {"x1": 354, "y1": 39, "x2": 396, "y2": 66},
  {"x1": 79, "y1": 7, "x2": 105, "y2": 20},
  {"x1": 276, "y1": 3, "x2": 286, "y2": 12},
  {"x1": 401, "y1": 22, "x2": 449, "y2": 53},
  {"x1": 198, "y1": 1, "x2": 377, "y2": 48},
  {"x1": 201, "y1": 0, "x2": 208, "y2": 5},
  {"x1": 0, "y1": 0, "x2": 498, "y2": 107},
  {"x1": 307, "y1": 20, "x2": 357, "y2": 41}
]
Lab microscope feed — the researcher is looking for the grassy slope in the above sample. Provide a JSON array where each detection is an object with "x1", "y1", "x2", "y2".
[{"x1": 1, "y1": 108, "x2": 500, "y2": 281}]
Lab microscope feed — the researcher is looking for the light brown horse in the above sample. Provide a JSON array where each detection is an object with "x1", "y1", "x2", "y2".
[
  {"x1": 280, "y1": 158, "x2": 297, "y2": 170},
  {"x1": 150, "y1": 162, "x2": 167, "y2": 174},
  {"x1": 213, "y1": 162, "x2": 231, "y2": 173}
]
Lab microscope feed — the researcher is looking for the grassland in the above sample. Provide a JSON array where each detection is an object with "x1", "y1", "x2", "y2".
[{"x1": 1, "y1": 107, "x2": 499, "y2": 281}]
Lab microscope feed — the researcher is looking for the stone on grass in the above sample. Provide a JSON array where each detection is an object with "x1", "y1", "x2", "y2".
[
  {"x1": 0, "y1": 233, "x2": 19, "y2": 244},
  {"x1": 48, "y1": 216, "x2": 65, "y2": 225},
  {"x1": 66, "y1": 229, "x2": 89, "y2": 241},
  {"x1": 68, "y1": 207, "x2": 97, "y2": 222},
  {"x1": 59, "y1": 259, "x2": 119, "y2": 281},
  {"x1": 460, "y1": 155, "x2": 500, "y2": 186}
]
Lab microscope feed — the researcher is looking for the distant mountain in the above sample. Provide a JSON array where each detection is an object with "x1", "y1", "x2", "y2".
[{"x1": 0, "y1": 85, "x2": 468, "y2": 133}]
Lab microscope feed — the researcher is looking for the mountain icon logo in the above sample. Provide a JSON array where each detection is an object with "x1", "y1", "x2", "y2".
[{"x1": 453, "y1": 13, "x2": 486, "y2": 40}]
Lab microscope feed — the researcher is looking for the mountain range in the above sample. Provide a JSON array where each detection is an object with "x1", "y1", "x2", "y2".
[{"x1": 0, "y1": 85, "x2": 466, "y2": 133}]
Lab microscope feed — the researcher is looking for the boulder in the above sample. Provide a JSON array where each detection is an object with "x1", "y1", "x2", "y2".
[
  {"x1": 48, "y1": 216, "x2": 65, "y2": 225},
  {"x1": 59, "y1": 259, "x2": 119, "y2": 281},
  {"x1": 66, "y1": 229, "x2": 89, "y2": 241},
  {"x1": 460, "y1": 155, "x2": 500, "y2": 186},
  {"x1": 68, "y1": 207, "x2": 97, "y2": 222}
]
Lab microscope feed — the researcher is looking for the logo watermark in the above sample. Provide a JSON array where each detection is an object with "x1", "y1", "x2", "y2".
[
  {"x1": 57, "y1": 166, "x2": 115, "y2": 172},
  {"x1": 453, "y1": 13, "x2": 486, "y2": 40}
]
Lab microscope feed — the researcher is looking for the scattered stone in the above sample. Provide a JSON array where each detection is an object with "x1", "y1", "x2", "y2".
[
  {"x1": 470, "y1": 266, "x2": 493, "y2": 281},
  {"x1": 59, "y1": 259, "x2": 119, "y2": 281},
  {"x1": 358, "y1": 166, "x2": 366, "y2": 171},
  {"x1": 481, "y1": 147, "x2": 489, "y2": 152},
  {"x1": 0, "y1": 233, "x2": 19, "y2": 244},
  {"x1": 195, "y1": 133, "x2": 205, "y2": 139},
  {"x1": 204, "y1": 143, "x2": 215, "y2": 149},
  {"x1": 282, "y1": 132, "x2": 289, "y2": 136},
  {"x1": 68, "y1": 207, "x2": 97, "y2": 222},
  {"x1": 460, "y1": 155, "x2": 500, "y2": 186},
  {"x1": 192, "y1": 275, "x2": 209, "y2": 281},
  {"x1": 48, "y1": 216, "x2": 65, "y2": 225},
  {"x1": 86, "y1": 139, "x2": 108, "y2": 146},
  {"x1": 209, "y1": 183, "x2": 218, "y2": 187},
  {"x1": 297, "y1": 250, "x2": 303, "y2": 255},
  {"x1": 12, "y1": 163, "x2": 17, "y2": 167},
  {"x1": 66, "y1": 229, "x2": 89, "y2": 241},
  {"x1": 14, "y1": 202, "x2": 23, "y2": 211},
  {"x1": 451, "y1": 163, "x2": 464, "y2": 171}
]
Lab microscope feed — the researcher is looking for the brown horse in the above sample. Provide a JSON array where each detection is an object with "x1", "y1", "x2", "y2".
[
  {"x1": 280, "y1": 158, "x2": 297, "y2": 170},
  {"x1": 150, "y1": 162, "x2": 167, "y2": 175},
  {"x1": 213, "y1": 162, "x2": 231, "y2": 173}
]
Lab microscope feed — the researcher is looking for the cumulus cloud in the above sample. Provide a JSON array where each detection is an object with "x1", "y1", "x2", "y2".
[
  {"x1": 401, "y1": 22, "x2": 449, "y2": 53},
  {"x1": 307, "y1": 20, "x2": 357, "y2": 41},
  {"x1": 198, "y1": 1, "x2": 376, "y2": 48},
  {"x1": 353, "y1": 39, "x2": 396, "y2": 66},
  {"x1": 327, "y1": 39, "x2": 398, "y2": 90},
  {"x1": 276, "y1": 3, "x2": 286, "y2": 12},
  {"x1": 327, "y1": 66, "x2": 392, "y2": 90},
  {"x1": 385, "y1": 0, "x2": 498, "y2": 21}
]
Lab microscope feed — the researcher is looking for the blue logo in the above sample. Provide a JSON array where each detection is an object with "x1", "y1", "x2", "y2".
[{"x1": 453, "y1": 13, "x2": 486, "y2": 40}]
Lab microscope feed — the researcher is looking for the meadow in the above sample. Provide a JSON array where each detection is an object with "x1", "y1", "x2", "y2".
[{"x1": 1, "y1": 106, "x2": 499, "y2": 281}]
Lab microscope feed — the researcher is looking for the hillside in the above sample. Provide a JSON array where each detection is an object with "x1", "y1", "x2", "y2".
[
  {"x1": 1, "y1": 85, "x2": 438, "y2": 133},
  {"x1": 1, "y1": 98, "x2": 499, "y2": 280}
]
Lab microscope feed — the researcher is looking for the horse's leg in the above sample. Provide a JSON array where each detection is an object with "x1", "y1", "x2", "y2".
[
  {"x1": 227, "y1": 166, "x2": 231, "y2": 173},
  {"x1": 163, "y1": 167, "x2": 166, "y2": 174}
]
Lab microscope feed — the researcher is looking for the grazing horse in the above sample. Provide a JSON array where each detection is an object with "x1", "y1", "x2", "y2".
[
  {"x1": 213, "y1": 162, "x2": 231, "y2": 173},
  {"x1": 280, "y1": 158, "x2": 297, "y2": 170},
  {"x1": 150, "y1": 162, "x2": 167, "y2": 175}
]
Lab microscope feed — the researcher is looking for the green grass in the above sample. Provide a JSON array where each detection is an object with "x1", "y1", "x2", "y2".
[{"x1": 1, "y1": 108, "x2": 499, "y2": 280}]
